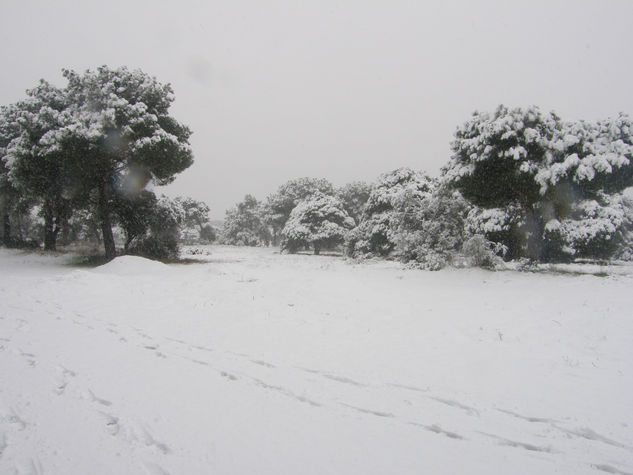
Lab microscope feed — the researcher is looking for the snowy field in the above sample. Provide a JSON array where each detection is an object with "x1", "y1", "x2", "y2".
[{"x1": 1, "y1": 245, "x2": 632, "y2": 475}]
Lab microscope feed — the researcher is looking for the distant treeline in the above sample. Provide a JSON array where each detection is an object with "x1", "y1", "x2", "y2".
[{"x1": 219, "y1": 106, "x2": 633, "y2": 269}]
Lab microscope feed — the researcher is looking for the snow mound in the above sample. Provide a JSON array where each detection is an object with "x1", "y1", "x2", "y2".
[{"x1": 93, "y1": 255, "x2": 169, "y2": 275}]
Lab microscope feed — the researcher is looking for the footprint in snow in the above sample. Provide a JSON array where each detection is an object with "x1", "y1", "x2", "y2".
[
  {"x1": 251, "y1": 360, "x2": 276, "y2": 368},
  {"x1": 100, "y1": 412, "x2": 120, "y2": 436},
  {"x1": 478, "y1": 431, "x2": 555, "y2": 453},
  {"x1": 428, "y1": 396, "x2": 480, "y2": 417},
  {"x1": 136, "y1": 425, "x2": 171, "y2": 455},
  {"x1": 591, "y1": 463, "x2": 633, "y2": 475},
  {"x1": 18, "y1": 350, "x2": 36, "y2": 368},
  {"x1": 409, "y1": 422, "x2": 465, "y2": 440},
  {"x1": 496, "y1": 408, "x2": 557, "y2": 424},
  {"x1": 2, "y1": 408, "x2": 27, "y2": 431},
  {"x1": 340, "y1": 403, "x2": 394, "y2": 418},
  {"x1": 87, "y1": 389, "x2": 112, "y2": 407},
  {"x1": 53, "y1": 366, "x2": 76, "y2": 395}
]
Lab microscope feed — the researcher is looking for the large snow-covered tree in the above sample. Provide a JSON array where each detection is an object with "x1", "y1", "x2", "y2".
[
  {"x1": 5, "y1": 81, "x2": 75, "y2": 250},
  {"x1": 443, "y1": 105, "x2": 559, "y2": 259},
  {"x1": 444, "y1": 106, "x2": 633, "y2": 260},
  {"x1": 281, "y1": 192, "x2": 354, "y2": 254},
  {"x1": 0, "y1": 104, "x2": 22, "y2": 246},
  {"x1": 348, "y1": 168, "x2": 435, "y2": 257},
  {"x1": 42, "y1": 66, "x2": 194, "y2": 259},
  {"x1": 263, "y1": 177, "x2": 334, "y2": 243},
  {"x1": 221, "y1": 194, "x2": 271, "y2": 246}
]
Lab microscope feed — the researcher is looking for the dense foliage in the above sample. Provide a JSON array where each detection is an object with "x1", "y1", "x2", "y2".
[
  {"x1": 444, "y1": 106, "x2": 633, "y2": 261},
  {"x1": 263, "y1": 177, "x2": 334, "y2": 244},
  {"x1": 281, "y1": 192, "x2": 354, "y2": 254},
  {"x1": 0, "y1": 66, "x2": 198, "y2": 260},
  {"x1": 220, "y1": 195, "x2": 271, "y2": 246},
  {"x1": 347, "y1": 168, "x2": 435, "y2": 257}
]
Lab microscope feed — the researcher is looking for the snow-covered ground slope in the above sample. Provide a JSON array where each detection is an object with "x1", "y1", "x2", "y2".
[{"x1": 1, "y1": 246, "x2": 632, "y2": 475}]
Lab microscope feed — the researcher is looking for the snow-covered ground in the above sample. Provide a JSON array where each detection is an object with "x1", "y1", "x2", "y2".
[{"x1": 1, "y1": 245, "x2": 632, "y2": 475}]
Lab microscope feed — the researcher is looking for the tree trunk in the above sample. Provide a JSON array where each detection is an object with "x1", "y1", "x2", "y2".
[
  {"x1": 523, "y1": 205, "x2": 543, "y2": 261},
  {"x1": 1, "y1": 212, "x2": 10, "y2": 246},
  {"x1": 43, "y1": 201, "x2": 56, "y2": 251},
  {"x1": 98, "y1": 181, "x2": 116, "y2": 260},
  {"x1": 313, "y1": 242, "x2": 321, "y2": 255}
]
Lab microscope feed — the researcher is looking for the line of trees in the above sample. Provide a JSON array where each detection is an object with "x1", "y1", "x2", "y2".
[
  {"x1": 220, "y1": 105, "x2": 633, "y2": 269},
  {"x1": 0, "y1": 66, "x2": 215, "y2": 260}
]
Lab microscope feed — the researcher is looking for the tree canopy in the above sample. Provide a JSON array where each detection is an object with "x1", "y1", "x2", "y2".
[
  {"x1": 444, "y1": 106, "x2": 633, "y2": 260},
  {"x1": 281, "y1": 192, "x2": 354, "y2": 255},
  {"x1": 1, "y1": 66, "x2": 194, "y2": 259}
]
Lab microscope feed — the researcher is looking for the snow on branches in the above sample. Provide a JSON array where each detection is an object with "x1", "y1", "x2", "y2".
[{"x1": 281, "y1": 192, "x2": 354, "y2": 255}]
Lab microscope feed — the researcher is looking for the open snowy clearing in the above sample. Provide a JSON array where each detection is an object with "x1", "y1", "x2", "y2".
[{"x1": 1, "y1": 245, "x2": 632, "y2": 474}]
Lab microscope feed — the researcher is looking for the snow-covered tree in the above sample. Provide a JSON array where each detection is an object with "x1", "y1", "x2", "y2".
[
  {"x1": 613, "y1": 187, "x2": 633, "y2": 260},
  {"x1": 221, "y1": 194, "x2": 271, "y2": 246},
  {"x1": 443, "y1": 105, "x2": 559, "y2": 259},
  {"x1": 43, "y1": 66, "x2": 194, "y2": 259},
  {"x1": 0, "y1": 104, "x2": 22, "y2": 246},
  {"x1": 444, "y1": 106, "x2": 633, "y2": 261},
  {"x1": 281, "y1": 192, "x2": 354, "y2": 254},
  {"x1": 393, "y1": 187, "x2": 474, "y2": 270},
  {"x1": 263, "y1": 177, "x2": 334, "y2": 243},
  {"x1": 174, "y1": 196, "x2": 213, "y2": 243},
  {"x1": 127, "y1": 195, "x2": 184, "y2": 260},
  {"x1": 348, "y1": 168, "x2": 435, "y2": 257},
  {"x1": 336, "y1": 181, "x2": 371, "y2": 223},
  {"x1": 4, "y1": 81, "x2": 74, "y2": 250}
]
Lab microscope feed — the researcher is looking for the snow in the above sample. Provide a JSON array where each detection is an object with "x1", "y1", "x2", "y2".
[
  {"x1": 92, "y1": 255, "x2": 169, "y2": 276},
  {"x1": 1, "y1": 246, "x2": 632, "y2": 474}
]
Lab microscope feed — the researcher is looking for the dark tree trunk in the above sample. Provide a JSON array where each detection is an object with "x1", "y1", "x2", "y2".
[
  {"x1": 98, "y1": 181, "x2": 116, "y2": 260},
  {"x1": 43, "y1": 201, "x2": 56, "y2": 251},
  {"x1": 523, "y1": 205, "x2": 543, "y2": 261},
  {"x1": 1, "y1": 212, "x2": 10, "y2": 246},
  {"x1": 313, "y1": 242, "x2": 321, "y2": 255}
]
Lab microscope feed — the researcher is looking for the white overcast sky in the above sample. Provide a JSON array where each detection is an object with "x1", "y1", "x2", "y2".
[{"x1": 1, "y1": 0, "x2": 632, "y2": 218}]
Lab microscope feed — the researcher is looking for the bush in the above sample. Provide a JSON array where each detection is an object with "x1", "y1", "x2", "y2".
[
  {"x1": 461, "y1": 235, "x2": 504, "y2": 269},
  {"x1": 128, "y1": 235, "x2": 179, "y2": 260}
]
